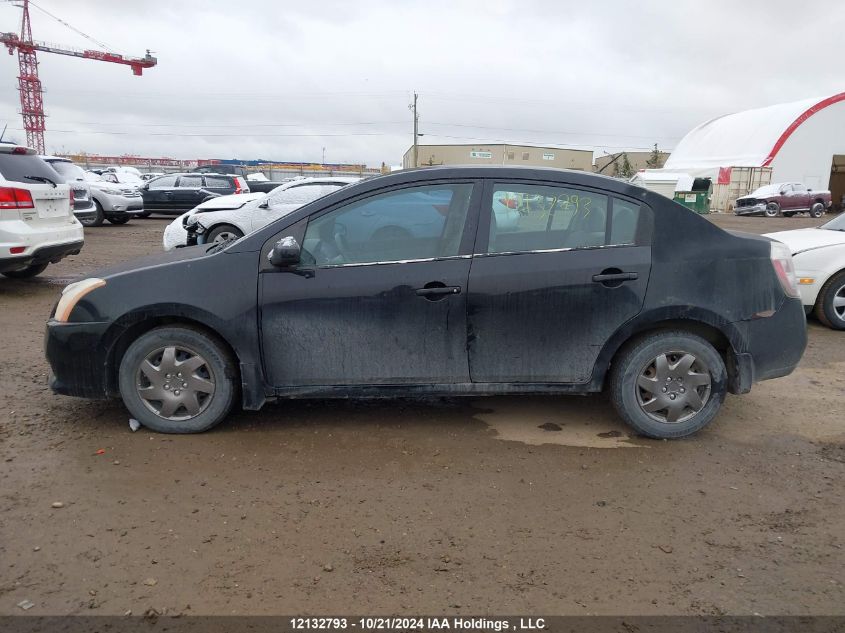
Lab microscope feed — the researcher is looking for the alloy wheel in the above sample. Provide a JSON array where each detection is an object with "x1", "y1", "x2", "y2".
[
  {"x1": 135, "y1": 345, "x2": 215, "y2": 420},
  {"x1": 635, "y1": 351, "x2": 712, "y2": 424},
  {"x1": 834, "y1": 284, "x2": 845, "y2": 321}
]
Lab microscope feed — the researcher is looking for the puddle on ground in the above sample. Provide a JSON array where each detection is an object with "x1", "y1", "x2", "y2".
[{"x1": 473, "y1": 396, "x2": 644, "y2": 448}]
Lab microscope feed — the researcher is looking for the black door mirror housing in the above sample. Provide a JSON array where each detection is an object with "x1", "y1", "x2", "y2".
[{"x1": 268, "y1": 236, "x2": 301, "y2": 267}]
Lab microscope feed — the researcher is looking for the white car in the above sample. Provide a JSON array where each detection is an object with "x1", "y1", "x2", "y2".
[
  {"x1": 162, "y1": 177, "x2": 358, "y2": 250},
  {"x1": 766, "y1": 213, "x2": 845, "y2": 330},
  {"x1": 0, "y1": 143, "x2": 84, "y2": 279}
]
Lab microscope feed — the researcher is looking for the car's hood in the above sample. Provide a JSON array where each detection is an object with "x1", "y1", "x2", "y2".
[
  {"x1": 764, "y1": 228, "x2": 845, "y2": 254},
  {"x1": 194, "y1": 191, "x2": 265, "y2": 212},
  {"x1": 89, "y1": 243, "x2": 215, "y2": 280}
]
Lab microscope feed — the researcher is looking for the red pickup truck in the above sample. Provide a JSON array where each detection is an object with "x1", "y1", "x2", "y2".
[{"x1": 734, "y1": 183, "x2": 831, "y2": 218}]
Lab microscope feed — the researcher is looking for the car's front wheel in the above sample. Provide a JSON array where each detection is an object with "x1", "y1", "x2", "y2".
[
  {"x1": 205, "y1": 224, "x2": 244, "y2": 244},
  {"x1": 610, "y1": 331, "x2": 727, "y2": 439},
  {"x1": 81, "y1": 200, "x2": 105, "y2": 227},
  {"x1": 118, "y1": 326, "x2": 238, "y2": 433},
  {"x1": 815, "y1": 270, "x2": 845, "y2": 330},
  {"x1": 764, "y1": 202, "x2": 780, "y2": 217}
]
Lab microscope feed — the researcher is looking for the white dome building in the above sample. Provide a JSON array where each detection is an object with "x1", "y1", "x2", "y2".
[{"x1": 637, "y1": 93, "x2": 845, "y2": 211}]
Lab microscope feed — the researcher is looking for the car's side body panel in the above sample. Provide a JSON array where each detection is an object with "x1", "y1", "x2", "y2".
[{"x1": 45, "y1": 166, "x2": 807, "y2": 413}]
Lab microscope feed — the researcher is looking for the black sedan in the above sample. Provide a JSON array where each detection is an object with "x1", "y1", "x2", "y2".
[
  {"x1": 141, "y1": 173, "x2": 249, "y2": 213},
  {"x1": 45, "y1": 166, "x2": 807, "y2": 438}
]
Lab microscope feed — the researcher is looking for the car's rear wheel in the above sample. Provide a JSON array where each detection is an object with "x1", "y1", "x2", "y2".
[
  {"x1": 810, "y1": 202, "x2": 825, "y2": 219},
  {"x1": 107, "y1": 216, "x2": 130, "y2": 225},
  {"x1": 1, "y1": 262, "x2": 48, "y2": 279},
  {"x1": 764, "y1": 202, "x2": 780, "y2": 217},
  {"x1": 610, "y1": 331, "x2": 727, "y2": 439},
  {"x1": 205, "y1": 224, "x2": 243, "y2": 244},
  {"x1": 81, "y1": 200, "x2": 105, "y2": 227},
  {"x1": 118, "y1": 326, "x2": 238, "y2": 433},
  {"x1": 814, "y1": 270, "x2": 845, "y2": 330}
]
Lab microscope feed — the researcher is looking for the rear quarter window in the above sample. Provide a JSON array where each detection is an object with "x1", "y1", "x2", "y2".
[
  {"x1": 203, "y1": 176, "x2": 232, "y2": 188},
  {"x1": 0, "y1": 153, "x2": 61, "y2": 184}
]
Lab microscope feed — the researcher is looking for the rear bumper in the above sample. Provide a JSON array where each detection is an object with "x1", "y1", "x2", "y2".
[
  {"x1": 731, "y1": 297, "x2": 807, "y2": 393},
  {"x1": 73, "y1": 200, "x2": 97, "y2": 222},
  {"x1": 0, "y1": 240, "x2": 84, "y2": 274},
  {"x1": 45, "y1": 319, "x2": 112, "y2": 398}
]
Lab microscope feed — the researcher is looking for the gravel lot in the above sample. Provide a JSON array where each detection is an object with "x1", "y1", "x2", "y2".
[{"x1": 1, "y1": 213, "x2": 843, "y2": 616}]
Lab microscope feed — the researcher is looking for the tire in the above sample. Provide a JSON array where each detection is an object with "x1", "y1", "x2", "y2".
[
  {"x1": 107, "y1": 215, "x2": 130, "y2": 225},
  {"x1": 118, "y1": 326, "x2": 238, "y2": 433},
  {"x1": 810, "y1": 202, "x2": 825, "y2": 219},
  {"x1": 782, "y1": 212, "x2": 795, "y2": 218},
  {"x1": 764, "y1": 202, "x2": 780, "y2": 218},
  {"x1": 81, "y1": 200, "x2": 105, "y2": 227},
  {"x1": 609, "y1": 331, "x2": 727, "y2": 439},
  {"x1": 814, "y1": 270, "x2": 845, "y2": 330},
  {"x1": 205, "y1": 224, "x2": 243, "y2": 244},
  {"x1": 1, "y1": 262, "x2": 48, "y2": 279},
  {"x1": 136, "y1": 211, "x2": 151, "y2": 218}
]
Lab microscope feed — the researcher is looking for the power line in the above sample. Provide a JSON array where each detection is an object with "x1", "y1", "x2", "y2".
[{"x1": 28, "y1": 0, "x2": 116, "y2": 52}]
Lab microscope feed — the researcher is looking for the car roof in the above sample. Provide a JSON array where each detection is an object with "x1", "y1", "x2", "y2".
[{"x1": 0, "y1": 142, "x2": 36, "y2": 155}]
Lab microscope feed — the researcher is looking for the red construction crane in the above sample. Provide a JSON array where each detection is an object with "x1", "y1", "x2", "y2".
[{"x1": 0, "y1": 0, "x2": 157, "y2": 153}]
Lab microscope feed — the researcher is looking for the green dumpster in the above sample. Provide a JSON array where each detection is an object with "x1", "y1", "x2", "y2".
[{"x1": 673, "y1": 177, "x2": 712, "y2": 214}]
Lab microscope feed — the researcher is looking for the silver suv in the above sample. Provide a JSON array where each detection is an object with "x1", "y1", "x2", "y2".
[
  {"x1": 41, "y1": 156, "x2": 97, "y2": 225},
  {"x1": 83, "y1": 170, "x2": 146, "y2": 226}
]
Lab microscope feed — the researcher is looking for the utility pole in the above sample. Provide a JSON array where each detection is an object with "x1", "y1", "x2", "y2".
[
  {"x1": 322, "y1": 146, "x2": 326, "y2": 165},
  {"x1": 409, "y1": 91, "x2": 419, "y2": 168}
]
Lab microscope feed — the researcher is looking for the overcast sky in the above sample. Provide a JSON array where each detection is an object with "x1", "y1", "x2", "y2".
[{"x1": 1, "y1": 0, "x2": 843, "y2": 167}]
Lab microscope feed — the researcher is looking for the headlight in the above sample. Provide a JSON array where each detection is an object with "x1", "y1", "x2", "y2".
[
  {"x1": 54, "y1": 278, "x2": 106, "y2": 322},
  {"x1": 185, "y1": 214, "x2": 199, "y2": 227},
  {"x1": 100, "y1": 187, "x2": 121, "y2": 195}
]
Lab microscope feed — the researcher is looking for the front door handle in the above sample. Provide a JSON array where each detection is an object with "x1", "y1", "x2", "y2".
[
  {"x1": 416, "y1": 286, "x2": 461, "y2": 297},
  {"x1": 592, "y1": 272, "x2": 638, "y2": 282}
]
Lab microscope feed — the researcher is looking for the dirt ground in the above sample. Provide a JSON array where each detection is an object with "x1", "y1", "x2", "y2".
[{"x1": 1, "y1": 213, "x2": 843, "y2": 616}]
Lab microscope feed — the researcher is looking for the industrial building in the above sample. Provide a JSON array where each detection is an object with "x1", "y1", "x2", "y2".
[
  {"x1": 638, "y1": 93, "x2": 845, "y2": 212},
  {"x1": 403, "y1": 143, "x2": 593, "y2": 171}
]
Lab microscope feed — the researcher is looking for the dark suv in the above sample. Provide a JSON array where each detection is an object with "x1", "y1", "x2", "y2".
[
  {"x1": 45, "y1": 166, "x2": 807, "y2": 438},
  {"x1": 141, "y1": 173, "x2": 250, "y2": 214}
]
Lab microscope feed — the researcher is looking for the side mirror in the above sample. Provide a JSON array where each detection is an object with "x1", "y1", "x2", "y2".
[
  {"x1": 258, "y1": 200, "x2": 269, "y2": 209},
  {"x1": 268, "y1": 236, "x2": 301, "y2": 267}
]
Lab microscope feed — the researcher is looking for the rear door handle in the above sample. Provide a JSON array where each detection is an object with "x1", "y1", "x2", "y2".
[
  {"x1": 592, "y1": 272, "x2": 638, "y2": 282},
  {"x1": 416, "y1": 286, "x2": 461, "y2": 297}
]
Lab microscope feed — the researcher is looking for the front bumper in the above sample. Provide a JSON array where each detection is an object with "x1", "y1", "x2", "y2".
[
  {"x1": 97, "y1": 192, "x2": 145, "y2": 213},
  {"x1": 734, "y1": 203, "x2": 766, "y2": 216},
  {"x1": 0, "y1": 239, "x2": 84, "y2": 274},
  {"x1": 45, "y1": 319, "x2": 112, "y2": 399}
]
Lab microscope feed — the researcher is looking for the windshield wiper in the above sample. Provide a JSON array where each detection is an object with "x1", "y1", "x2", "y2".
[
  {"x1": 24, "y1": 174, "x2": 57, "y2": 187},
  {"x1": 206, "y1": 236, "x2": 239, "y2": 254}
]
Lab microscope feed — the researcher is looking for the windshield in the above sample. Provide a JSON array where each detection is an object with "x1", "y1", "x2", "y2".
[
  {"x1": 84, "y1": 171, "x2": 104, "y2": 183},
  {"x1": 819, "y1": 213, "x2": 845, "y2": 231},
  {"x1": 48, "y1": 160, "x2": 86, "y2": 182}
]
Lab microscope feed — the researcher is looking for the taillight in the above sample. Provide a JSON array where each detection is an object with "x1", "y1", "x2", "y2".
[
  {"x1": 770, "y1": 240, "x2": 800, "y2": 299},
  {"x1": 500, "y1": 196, "x2": 518, "y2": 209},
  {"x1": 68, "y1": 187, "x2": 74, "y2": 209},
  {"x1": 234, "y1": 177, "x2": 243, "y2": 194},
  {"x1": 0, "y1": 186, "x2": 35, "y2": 209}
]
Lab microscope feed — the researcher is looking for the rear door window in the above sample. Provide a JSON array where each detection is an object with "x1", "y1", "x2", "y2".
[{"x1": 0, "y1": 153, "x2": 60, "y2": 184}]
